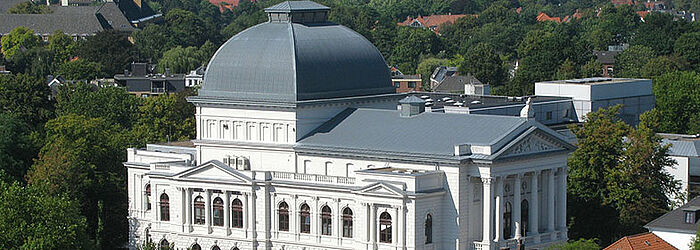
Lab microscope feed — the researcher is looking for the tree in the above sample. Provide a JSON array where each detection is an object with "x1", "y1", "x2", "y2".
[
  {"x1": 692, "y1": 225, "x2": 700, "y2": 250},
  {"x1": 461, "y1": 42, "x2": 506, "y2": 86},
  {"x1": 57, "y1": 59, "x2": 103, "y2": 80},
  {"x1": 55, "y1": 83, "x2": 140, "y2": 129},
  {"x1": 631, "y1": 12, "x2": 688, "y2": 56},
  {"x1": 651, "y1": 71, "x2": 700, "y2": 134},
  {"x1": 614, "y1": 45, "x2": 655, "y2": 78},
  {"x1": 640, "y1": 55, "x2": 686, "y2": 78},
  {"x1": 567, "y1": 106, "x2": 680, "y2": 244},
  {"x1": 48, "y1": 31, "x2": 76, "y2": 63},
  {"x1": 0, "y1": 74, "x2": 54, "y2": 126},
  {"x1": 28, "y1": 114, "x2": 128, "y2": 248},
  {"x1": 416, "y1": 57, "x2": 450, "y2": 91},
  {"x1": 580, "y1": 59, "x2": 603, "y2": 77},
  {"x1": 132, "y1": 92, "x2": 196, "y2": 145},
  {"x1": 508, "y1": 29, "x2": 571, "y2": 95},
  {"x1": 132, "y1": 24, "x2": 176, "y2": 62},
  {"x1": 157, "y1": 46, "x2": 206, "y2": 74},
  {"x1": 674, "y1": 31, "x2": 700, "y2": 69},
  {"x1": 0, "y1": 180, "x2": 92, "y2": 249},
  {"x1": 390, "y1": 27, "x2": 443, "y2": 74},
  {"x1": 6, "y1": 1, "x2": 51, "y2": 14},
  {"x1": 0, "y1": 27, "x2": 41, "y2": 61},
  {"x1": 76, "y1": 30, "x2": 136, "y2": 76},
  {"x1": 546, "y1": 238, "x2": 600, "y2": 250},
  {"x1": 0, "y1": 113, "x2": 36, "y2": 183},
  {"x1": 554, "y1": 58, "x2": 579, "y2": 80},
  {"x1": 165, "y1": 9, "x2": 209, "y2": 47}
]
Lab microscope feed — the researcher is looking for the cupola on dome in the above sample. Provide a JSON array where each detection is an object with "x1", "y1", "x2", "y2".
[{"x1": 200, "y1": 1, "x2": 394, "y2": 103}]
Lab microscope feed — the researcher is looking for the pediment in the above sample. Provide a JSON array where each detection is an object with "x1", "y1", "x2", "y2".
[
  {"x1": 354, "y1": 182, "x2": 405, "y2": 198},
  {"x1": 495, "y1": 129, "x2": 571, "y2": 159},
  {"x1": 175, "y1": 160, "x2": 251, "y2": 184}
]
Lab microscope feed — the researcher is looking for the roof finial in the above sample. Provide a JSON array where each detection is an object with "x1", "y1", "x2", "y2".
[{"x1": 520, "y1": 97, "x2": 534, "y2": 119}]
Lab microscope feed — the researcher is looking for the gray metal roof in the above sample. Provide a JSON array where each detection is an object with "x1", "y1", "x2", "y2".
[
  {"x1": 265, "y1": 1, "x2": 330, "y2": 12},
  {"x1": 200, "y1": 21, "x2": 394, "y2": 102},
  {"x1": 0, "y1": 3, "x2": 135, "y2": 35},
  {"x1": 434, "y1": 75, "x2": 482, "y2": 93},
  {"x1": 297, "y1": 108, "x2": 532, "y2": 157},
  {"x1": 646, "y1": 196, "x2": 700, "y2": 233},
  {"x1": 399, "y1": 95, "x2": 425, "y2": 104},
  {"x1": 661, "y1": 135, "x2": 700, "y2": 157}
]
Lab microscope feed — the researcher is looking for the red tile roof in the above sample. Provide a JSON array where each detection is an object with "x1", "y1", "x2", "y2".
[
  {"x1": 611, "y1": 0, "x2": 636, "y2": 5},
  {"x1": 397, "y1": 14, "x2": 472, "y2": 33},
  {"x1": 537, "y1": 12, "x2": 561, "y2": 23},
  {"x1": 637, "y1": 10, "x2": 650, "y2": 19},
  {"x1": 604, "y1": 232, "x2": 678, "y2": 250},
  {"x1": 208, "y1": 0, "x2": 255, "y2": 12}
]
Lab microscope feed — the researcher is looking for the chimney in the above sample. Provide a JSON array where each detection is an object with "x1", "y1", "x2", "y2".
[
  {"x1": 399, "y1": 95, "x2": 426, "y2": 117},
  {"x1": 454, "y1": 144, "x2": 471, "y2": 156}
]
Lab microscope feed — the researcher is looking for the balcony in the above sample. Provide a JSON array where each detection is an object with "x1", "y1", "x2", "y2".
[{"x1": 269, "y1": 171, "x2": 355, "y2": 185}]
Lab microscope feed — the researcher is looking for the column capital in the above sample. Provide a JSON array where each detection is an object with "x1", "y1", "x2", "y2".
[
  {"x1": 481, "y1": 177, "x2": 494, "y2": 185},
  {"x1": 516, "y1": 172, "x2": 525, "y2": 179},
  {"x1": 532, "y1": 169, "x2": 542, "y2": 176}
]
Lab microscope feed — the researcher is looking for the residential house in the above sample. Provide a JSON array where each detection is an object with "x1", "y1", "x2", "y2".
[
  {"x1": 592, "y1": 45, "x2": 626, "y2": 77},
  {"x1": 0, "y1": 65, "x2": 10, "y2": 75},
  {"x1": 604, "y1": 232, "x2": 678, "y2": 250},
  {"x1": 0, "y1": 2, "x2": 135, "y2": 41},
  {"x1": 391, "y1": 74, "x2": 422, "y2": 93},
  {"x1": 433, "y1": 74, "x2": 486, "y2": 94},
  {"x1": 430, "y1": 66, "x2": 459, "y2": 89},
  {"x1": 114, "y1": 0, "x2": 161, "y2": 27},
  {"x1": 114, "y1": 63, "x2": 187, "y2": 97},
  {"x1": 397, "y1": 14, "x2": 471, "y2": 34},
  {"x1": 645, "y1": 197, "x2": 700, "y2": 250},
  {"x1": 185, "y1": 66, "x2": 206, "y2": 88},
  {"x1": 208, "y1": 0, "x2": 255, "y2": 12},
  {"x1": 660, "y1": 134, "x2": 700, "y2": 201}
]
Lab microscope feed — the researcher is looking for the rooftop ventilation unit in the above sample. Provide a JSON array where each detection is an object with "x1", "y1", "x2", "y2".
[
  {"x1": 442, "y1": 97, "x2": 452, "y2": 101},
  {"x1": 420, "y1": 95, "x2": 430, "y2": 99},
  {"x1": 471, "y1": 100, "x2": 481, "y2": 104}
]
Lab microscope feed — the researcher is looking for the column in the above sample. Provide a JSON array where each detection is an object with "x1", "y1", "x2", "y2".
[
  {"x1": 205, "y1": 189, "x2": 212, "y2": 229},
  {"x1": 336, "y1": 200, "x2": 341, "y2": 243},
  {"x1": 224, "y1": 191, "x2": 231, "y2": 233},
  {"x1": 530, "y1": 171, "x2": 540, "y2": 242},
  {"x1": 494, "y1": 177, "x2": 504, "y2": 242},
  {"x1": 547, "y1": 170, "x2": 555, "y2": 234},
  {"x1": 399, "y1": 205, "x2": 405, "y2": 249},
  {"x1": 481, "y1": 177, "x2": 493, "y2": 245},
  {"x1": 181, "y1": 188, "x2": 187, "y2": 232},
  {"x1": 558, "y1": 168, "x2": 568, "y2": 239},
  {"x1": 514, "y1": 174, "x2": 522, "y2": 239},
  {"x1": 370, "y1": 203, "x2": 377, "y2": 245},
  {"x1": 250, "y1": 191, "x2": 257, "y2": 243},
  {"x1": 393, "y1": 207, "x2": 399, "y2": 245},
  {"x1": 244, "y1": 193, "x2": 249, "y2": 235},
  {"x1": 153, "y1": 185, "x2": 159, "y2": 222},
  {"x1": 185, "y1": 188, "x2": 192, "y2": 230}
]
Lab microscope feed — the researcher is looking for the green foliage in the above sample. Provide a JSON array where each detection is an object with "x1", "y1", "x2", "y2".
[
  {"x1": 614, "y1": 45, "x2": 655, "y2": 78},
  {"x1": 580, "y1": 59, "x2": 603, "y2": 77},
  {"x1": 416, "y1": 57, "x2": 450, "y2": 90},
  {"x1": 157, "y1": 45, "x2": 209, "y2": 74},
  {"x1": 76, "y1": 30, "x2": 136, "y2": 77},
  {"x1": 555, "y1": 58, "x2": 579, "y2": 80},
  {"x1": 640, "y1": 55, "x2": 686, "y2": 79},
  {"x1": 567, "y1": 106, "x2": 680, "y2": 244},
  {"x1": 57, "y1": 59, "x2": 103, "y2": 80},
  {"x1": 55, "y1": 83, "x2": 140, "y2": 129},
  {"x1": 0, "y1": 180, "x2": 92, "y2": 249},
  {"x1": 0, "y1": 74, "x2": 54, "y2": 126},
  {"x1": 0, "y1": 113, "x2": 36, "y2": 183},
  {"x1": 132, "y1": 91, "x2": 196, "y2": 145},
  {"x1": 390, "y1": 27, "x2": 443, "y2": 74},
  {"x1": 674, "y1": 31, "x2": 700, "y2": 69},
  {"x1": 547, "y1": 238, "x2": 600, "y2": 250},
  {"x1": 631, "y1": 12, "x2": 689, "y2": 56},
  {"x1": 692, "y1": 225, "x2": 700, "y2": 250},
  {"x1": 0, "y1": 27, "x2": 41, "y2": 60},
  {"x1": 651, "y1": 71, "x2": 700, "y2": 134},
  {"x1": 7, "y1": 1, "x2": 52, "y2": 14},
  {"x1": 133, "y1": 24, "x2": 176, "y2": 62},
  {"x1": 165, "y1": 9, "x2": 210, "y2": 47},
  {"x1": 509, "y1": 29, "x2": 572, "y2": 95},
  {"x1": 461, "y1": 42, "x2": 506, "y2": 86},
  {"x1": 48, "y1": 31, "x2": 77, "y2": 63}
]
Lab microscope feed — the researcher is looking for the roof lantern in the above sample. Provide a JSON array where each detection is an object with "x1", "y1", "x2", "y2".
[
  {"x1": 399, "y1": 95, "x2": 426, "y2": 117},
  {"x1": 265, "y1": 1, "x2": 331, "y2": 24}
]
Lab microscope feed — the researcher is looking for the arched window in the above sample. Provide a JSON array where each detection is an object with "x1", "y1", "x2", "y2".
[
  {"x1": 159, "y1": 239, "x2": 169, "y2": 250},
  {"x1": 425, "y1": 214, "x2": 433, "y2": 244},
  {"x1": 191, "y1": 243, "x2": 201, "y2": 250},
  {"x1": 379, "y1": 212, "x2": 392, "y2": 243},
  {"x1": 279, "y1": 202, "x2": 289, "y2": 231},
  {"x1": 232, "y1": 198, "x2": 243, "y2": 228},
  {"x1": 213, "y1": 197, "x2": 224, "y2": 226},
  {"x1": 342, "y1": 207, "x2": 353, "y2": 238},
  {"x1": 145, "y1": 184, "x2": 151, "y2": 210},
  {"x1": 321, "y1": 205, "x2": 332, "y2": 236},
  {"x1": 212, "y1": 246, "x2": 220, "y2": 250},
  {"x1": 194, "y1": 196, "x2": 205, "y2": 225},
  {"x1": 160, "y1": 193, "x2": 170, "y2": 221},
  {"x1": 521, "y1": 199, "x2": 529, "y2": 237},
  {"x1": 300, "y1": 204, "x2": 311, "y2": 234},
  {"x1": 504, "y1": 202, "x2": 512, "y2": 239}
]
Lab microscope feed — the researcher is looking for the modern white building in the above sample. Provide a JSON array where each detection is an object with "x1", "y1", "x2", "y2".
[
  {"x1": 125, "y1": 2, "x2": 574, "y2": 250},
  {"x1": 185, "y1": 66, "x2": 205, "y2": 88},
  {"x1": 535, "y1": 78, "x2": 655, "y2": 125},
  {"x1": 660, "y1": 134, "x2": 700, "y2": 201}
]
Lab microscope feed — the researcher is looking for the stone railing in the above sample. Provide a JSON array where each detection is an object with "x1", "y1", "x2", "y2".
[{"x1": 269, "y1": 171, "x2": 355, "y2": 185}]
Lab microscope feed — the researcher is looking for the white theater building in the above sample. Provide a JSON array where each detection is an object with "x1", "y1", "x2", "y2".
[{"x1": 125, "y1": 1, "x2": 574, "y2": 250}]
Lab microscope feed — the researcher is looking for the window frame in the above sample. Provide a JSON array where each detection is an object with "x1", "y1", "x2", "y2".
[
  {"x1": 160, "y1": 193, "x2": 170, "y2": 221},
  {"x1": 379, "y1": 212, "x2": 392, "y2": 243},
  {"x1": 425, "y1": 214, "x2": 433, "y2": 244},
  {"x1": 342, "y1": 207, "x2": 353, "y2": 238},
  {"x1": 300, "y1": 204, "x2": 311, "y2": 234},
  {"x1": 194, "y1": 196, "x2": 205, "y2": 225},
  {"x1": 232, "y1": 198, "x2": 243, "y2": 228},
  {"x1": 279, "y1": 202, "x2": 290, "y2": 231},
  {"x1": 321, "y1": 205, "x2": 332, "y2": 236},
  {"x1": 212, "y1": 197, "x2": 224, "y2": 226}
]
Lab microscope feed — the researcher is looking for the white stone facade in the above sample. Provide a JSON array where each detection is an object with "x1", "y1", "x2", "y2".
[{"x1": 126, "y1": 97, "x2": 571, "y2": 250}]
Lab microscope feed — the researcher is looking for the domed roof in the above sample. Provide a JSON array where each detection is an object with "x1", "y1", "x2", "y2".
[{"x1": 200, "y1": 1, "x2": 394, "y2": 103}]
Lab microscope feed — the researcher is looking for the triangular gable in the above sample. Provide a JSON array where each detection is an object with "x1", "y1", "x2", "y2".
[
  {"x1": 491, "y1": 126, "x2": 574, "y2": 160},
  {"x1": 353, "y1": 182, "x2": 405, "y2": 198},
  {"x1": 174, "y1": 160, "x2": 252, "y2": 184}
]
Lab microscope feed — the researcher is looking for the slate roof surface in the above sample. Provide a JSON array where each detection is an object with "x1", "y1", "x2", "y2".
[
  {"x1": 265, "y1": 1, "x2": 330, "y2": 12},
  {"x1": 604, "y1": 232, "x2": 677, "y2": 250},
  {"x1": 431, "y1": 66, "x2": 458, "y2": 84},
  {"x1": 201, "y1": 21, "x2": 394, "y2": 102},
  {"x1": 645, "y1": 196, "x2": 700, "y2": 233},
  {"x1": 0, "y1": 2, "x2": 135, "y2": 35},
  {"x1": 434, "y1": 75, "x2": 483, "y2": 93},
  {"x1": 297, "y1": 108, "x2": 530, "y2": 157},
  {"x1": 660, "y1": 134, "x2": 700, "y2": 157},
  {"x1": 594, "y1": 50, "x2": 621, "y2": 64}
]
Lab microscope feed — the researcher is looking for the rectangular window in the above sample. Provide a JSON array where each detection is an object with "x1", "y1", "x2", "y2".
[
  {"x1": 686, "y1": 212, "x2": 695, "y2": 223},
  {"x1": 408, "y1": 82, "x2": 416, "y2": 88},
  {"x1": 546, "y1": 111, "x2": 553, "y2": 120}
]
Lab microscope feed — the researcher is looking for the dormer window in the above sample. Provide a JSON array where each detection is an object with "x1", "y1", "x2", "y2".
[
  {"x1": 686, "y1": 211, "x2": 695, "y2": 224},
  {"x1": 683, "y1": 206, "x2": 700, "y2": 224}
]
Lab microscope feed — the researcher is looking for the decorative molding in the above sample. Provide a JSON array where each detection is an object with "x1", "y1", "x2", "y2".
[{"x1": 502, "y1": 133, "x2": 560, "y2": 157}]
